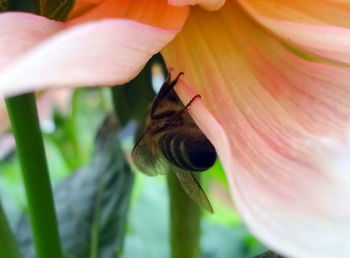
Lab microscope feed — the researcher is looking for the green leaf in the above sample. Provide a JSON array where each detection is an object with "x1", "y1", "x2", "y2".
[
  {"x1": 42, "y1": 0, "x2": 75, "y2": 21},
  {"x1": 15, "y1": 116, "x2": 134, "y2": 258},
  {"x1": 124, "y1": 176, "x2": 170, "y2": 258},
  {"x1": 5, "y1": 0, "x2": 40, "y2": 13},
  {"x1": 252, "y1": 250, "x2": 285, "y2": 258},
  {"x1": 0, "y1": 201, "x2": 21, "y2": 258},
  {"x1": 47, "y1": 88, "x2": 111, "y2": 171},
  {"x1": 201, "y1": 222, "x2": 247, "y2": 258},
  {"x1": 5, "y1": 0, "x2": 73, "y2": 25},
  {"x1": 111, "y1": 56, "x2": 156, "y2": 127},
  {"x1": 124, "y1": 175, "x2": 266, "y2": 258}
]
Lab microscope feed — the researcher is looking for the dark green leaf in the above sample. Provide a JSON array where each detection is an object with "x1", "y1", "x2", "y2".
[
  {"x1": 42, "y1": 0, "x2": 75, "y2": 21},
  {"x1": 124, "y1": 175, "x2": 266, "y2": 258},
  {"x1": 252, "y1": 250, "x2": 285, "y2": 258},
  {"x1": 5, "y1": 0, "x2": 40, "y2": 13},
  {"x1": 16, "y1": 116, "x2": 134, "y2": 258},
  {"x1": 111, "y1": 56, "x2": 156, "y2": 127},
  {"x1": 124, "y1": 177, "x2": 170, "y2": 258}
]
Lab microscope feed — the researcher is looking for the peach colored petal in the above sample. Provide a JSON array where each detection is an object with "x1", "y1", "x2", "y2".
[
  {"x1": 68, "y1": 0, "x2": 189, "y2": 30},
  {"x1": 0, "y1": 90, "x2": 71, "y2": 134},
  {"x1": 0, "y1": 12, "x2": 63, "y2": 70},
  {"x1": 68, "y1": 0, "x2": 103, "y2": 18},
  {"x1": 0, "y1": 133, "x2": 15, "y2": 160},
  {"x1": 0, "y1": 94, "x2": 9, "y2": 134},
  {"x1": 168, "y1": 0, "x2": 225, "y2": 10},
  {"x1": 0, "y1": 19, "x2": 178, "y2": 97},
  {"x1": 239, "y1": 0, "x2": 350, "y2": 64},
  {"x1": 36, "y1": 89, "x2": 72, "y2": 123},
  {"x1": 163, "y1": 2, "x2": 350, "y2": 257},
  {"x1": 0, "y1": 89, "x2": 71, "y2": 158}
]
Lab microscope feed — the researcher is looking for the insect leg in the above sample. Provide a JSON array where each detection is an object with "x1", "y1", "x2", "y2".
[
  {"x1": 167, "y1": 72, "x2": 184, "y2": 91},
  {"x1": 184, "y1": 94, "x2": 201, "y2": 110},
  {"x1": 172, "y1": 94, "x2": 201, "y2": 120}
]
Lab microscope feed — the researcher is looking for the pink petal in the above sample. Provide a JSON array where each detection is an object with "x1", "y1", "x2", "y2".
[
  {"x1": 168, "y1": 0, "x2": 225, "y2": 10},
  {"x1": 36, "y1": 89, "x2": 72, "y2": 124},
  {"x1": 0, "y1": 89, "x2": 71, "y2": 159},
  {"x1": 0, "y1": 94, "x2": 9, "y2": 134},
  {"x1": 0, "y1": 12, "x2": 63, "y2": 70},
  {"x1": 0, "y1": 19, "x2": 178, "y2": 97},
  {"x1": 163, "y1": 2, "x2": 350, "y2": 257},
  {"x1": 239, "y1": 0, "x2": 350, "y2": 64},
  {"x1": 0, "y1": 89, "x2": 71, "y2": 133},
  {"x1": 0, "y1": 133, "x2": 15, "y2": 160},
  {"x1": 311, "y1": 137, "x2": 350, "y2": 187}
]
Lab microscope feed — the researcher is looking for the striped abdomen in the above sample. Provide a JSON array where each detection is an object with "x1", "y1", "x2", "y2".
[{"x1": 159, "y1": 131, "x2": 216, "y2": 171}]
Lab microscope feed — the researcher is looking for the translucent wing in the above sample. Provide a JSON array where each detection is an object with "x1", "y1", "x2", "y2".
[
  {"x1": 173, "y1": 167, "x2": 213, "y2": 213},
  {"x1": 132, "y1": 127, "x2": 168, "y2": 176}
]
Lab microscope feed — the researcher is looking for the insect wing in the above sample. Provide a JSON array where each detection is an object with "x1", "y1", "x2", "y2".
[
  {"x1": 132, "y1": 128, "x2": 167, "y2": 176},
  {"x1": 173, "y1": 167, "x2": 213, "y2": 213}
]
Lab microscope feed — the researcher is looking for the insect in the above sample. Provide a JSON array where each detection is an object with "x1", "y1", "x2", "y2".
[{"x1": 132, "y1": 72, "x2": 217, "y2": 213}]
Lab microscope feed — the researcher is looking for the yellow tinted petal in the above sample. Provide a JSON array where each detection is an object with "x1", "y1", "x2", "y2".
[
  {"x1": 239, "y1": 0, "x2": 350, "y2": 64},
  {"x1": 163, "y1": 2, "x2": 350, "y2": 257}
]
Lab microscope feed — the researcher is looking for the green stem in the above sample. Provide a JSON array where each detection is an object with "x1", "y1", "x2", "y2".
[
  {"x1": 5, "y1": 93, "x2": 63, "y2": 258},
  {"x1": 167, "y1": 173, "x2": 201, "y2": 258},
  {"x1": 0, "y1": 201, "x2": 20, "y2": 258}
]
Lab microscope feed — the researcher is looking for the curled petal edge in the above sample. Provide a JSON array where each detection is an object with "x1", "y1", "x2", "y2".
[
  {"x1": 0, "y1": 19, "x2": 179, "y2": 97},
  {"x1": 238, "y1": 0, "x2": 350, "y2": 64}
]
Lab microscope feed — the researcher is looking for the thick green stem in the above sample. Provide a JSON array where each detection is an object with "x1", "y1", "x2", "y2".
[
  {"x1": 167, "y1": 173, "x2": 201, "y2": 258},
  {"x1": 5, "y1": 93, "x2": 62, "y2": 258},
  {"x1": 0, "y1": 201, "x2": 20, "y2": 258}
]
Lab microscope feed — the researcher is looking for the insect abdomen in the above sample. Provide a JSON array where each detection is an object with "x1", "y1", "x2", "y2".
[{"x1": 160, "y1": 132, "x2": 216, "y2": 171}]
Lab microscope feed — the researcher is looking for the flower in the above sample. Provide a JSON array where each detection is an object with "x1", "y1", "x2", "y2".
[
  {"x1": 1, "y1": 0, "x2": 350, "y2": 257},
  {"x1": 0, "y1": 0, "x2": 188, "y2": 95},
  {"x1": 162, "y1": 1, "x2": 350, "y2": 257}
]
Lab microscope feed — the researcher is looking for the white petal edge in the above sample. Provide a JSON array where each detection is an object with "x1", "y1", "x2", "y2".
[{"x1": 0, "y1": 12, "x2": 63, "y2": 70}]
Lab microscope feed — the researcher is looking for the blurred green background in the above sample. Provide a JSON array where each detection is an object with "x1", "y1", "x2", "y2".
[{"x1": 0, "y1": 83, "x2": 269, "y2": 258}]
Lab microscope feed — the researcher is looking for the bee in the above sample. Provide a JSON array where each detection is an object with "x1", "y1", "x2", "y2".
[{"x1": 132, "y1": 72, "x2": 217, "y2": 213}]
